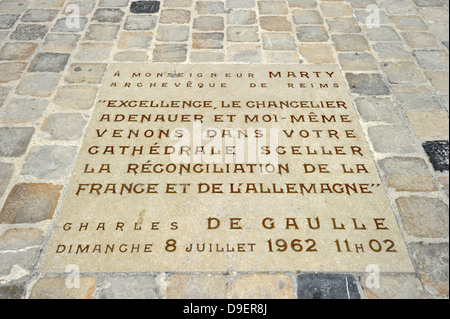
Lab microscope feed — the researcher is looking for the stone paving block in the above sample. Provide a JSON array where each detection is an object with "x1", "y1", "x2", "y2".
[
  {"x1": 0, "y1": 14, "x2": 20, "y2": 29},
  {"x1": 299, "y1": 43, "x2": 336, "y2": 63},
  {"x1": 227, "y1": 10, "x2": 256, "y2": 25},
  {"x1": 396, "y1": 196, "x2": 449, "y2": 238},
  {"x1": 354, "y1": 96, "x2": 401, "y2": 123},
  {"x1": 265, "y1": 51, "x2": 300, "y2": 64},
  {"x1": 228, "y1": 26, "x2": 259, "y2": 42},
  {"x1": 378, "y1": 157, "x2": 438, "y2": 192},
  {"x1": 345, "y1": 73, "x2": 390, "y2": 95},
  {"x1": 354, "y1": 9, "x2": 391, "y2": 25},
  {"x1": 157, "y1": 25, "x2": 190, "y2": 42},
  {"x1": 261, "y1": 16, "x2": 292, "y2": 32},
  {"x1": 391, "y1": 16, "x2": 429, "y2": 31},
  {"x1": 320, "y1": 2, "x2": 353, "y2": 18},
  {"x1": 196, "y1": 1, "x2": 225, "y2": 14},
  {"x1": 96, "y1": 275, "x2": 159, "y2": 299},
  {"x1": 192, "y1": 33, "x2": 224, "y2": 49},
  {"x1": 373, "y1": 43, "x2": 412, "y2": 61},
  {"x1": 194, "y1": 16, "x2": 224, "y2": 31},
  {"x1": 348, "y1": 0, "x2": 377, "y2": 8},
  {"x1": 425, "y1": 71, "x2": 449, "y2": 93},
  {"x1": 227, "y1": 0, "x2": 256, "y2": 9},
  {"x1": 413, "y1": 50, "x2": 449, "y2": 71},
  {"x1": 21, "y1": 9, "x2": 58, "y2": 22},
  {"x1": 153, "y1": 44, "x2": 187, "y2": 62},
  {"x1": 22, "y1": 145, "x2": 78, "y2": 180},
  {"x1": 258, "y1": 1, "x2": 289, "y2": 14},
  {"x1": 406, "y1": 111, "x2": 449, "y2": 140},
  {"x1": 413, "y1": 0, "x2": 445, "y2": 6},
  {"x1": 99, "y1": 0, "x2": 130, "y2": 7},
  {"x1": 92, "y1": 8, "x2": 125, "y2": 23},
  {"x1": 54, "y1": 85, "x2": 99, "y2": 110},
  {"x1": 10, "y1": 24, "x2": 49, "y2": 41},
  {"x1": 262, "y1": 33, "x2": 296, "y2": 50},
  {"x1": 30, "y1": 0, "x2": 65, "y2": 8},
  {"x1": 84, "y1": 24, "x2": 120, "y2": 41},
  {"x1": 0, "y1": 162, "x2": 14, "y2": 198},
  {"x1": 423, "y1": 140, "x2": 449, "y2": 172},
  {"x1": 0, "y1": 87, "x2": 7, "y2": 108},
  {"x1": 119, "y1": 32, "x2": 153, "y2": 49},
  {"x1": 0, "y1": 98, "x2": 48, "y2": 124},
  {"x1": 361, "y1": 274, "x2": 426, "y2": 299},
  {"x1": 0, "y1": 248, "x2": 40, "y2": 276},
  {"x1": 0, "y1": 285, "x2": 26, "y2": 299},
  {"x1": 231, "y1": 274, "x2": 294, "y2": 299},
  {"x1": 63, "y1": 1, "x2": 95, "y2": 15},
  {"x1": 395, "y1": 91, "x2": 442, "y2": 111},
  {"x1": 292, "y1": 10, "x2": 323, "y2": 25},
  {"x1": 0, "y1": 127, "x2": 34, "y2": 157},
  {"x1": 227, "y1": 44, "x2": 262, "y2": 62},
  {"x1": 297, "y1": 273, "x2": 360, "y2": 299},
  {"x1": 130, "y1": 1, "x2": 161, "y2": 14},
  {"x1": 0, "y1": 2, "x2": 29, "y2": 14},
  {"x1": 75, "y1": 43, "x2": 114, "y2": 61},
  {"x1": 113, "y1": 51, "x2": 148, "y2": 61},
  {"x1": 29, "y1": 276, "x2": 96, "y2": 299},
  {"x1": 402, "y1": 31, "x2": 441, "y2": 49},
  {"x1": 0, "y1": 62, "x2": 27, "y2": 83},
  {"x1": 382, "y1": 62, "x2": 427, "y2": 84},
  {"x1": 28, "y1": 52, "x2": 70, "y2": 73},
  {"x1": 17, "y1": 73, "x2": 60, "y2": 97},
  {"x1": 42, "y1": 113, "x2": 88, "y2": 141},
  {"x1": 409, "y1": 242, "x2": 449, "y2": 297},
  {"x1": 326, "y1": 18, "x2": 360, "y2": 33},
  {"x1": 380, "y1": 0, "x2": 417, "y2": 15},
  {"x1": 332, "y1": 34, "x2": 370, "y2": 52},
  {"x1": 42, "y1": 34, "x2": 80, "y2": 52},
  {"x1": 338, "y1": 53, "x2": 379, "y2": 71},
  {"x1": 296, "y1": 26, "x2": 328, "y2": 41},
  {"x1": 0, "y1": 228, "x2": 45, "y2": 251},
  {"x1": 160, "y1": 9, "x2": 191, "y2": 24},
  {"x1": 190, "y1": 51, "x2": 225, "y2": 62},
  {"x1": 124, "y1": 15, "x2": 158, "y2": 30},
  {"x1": 0, "y1": 183, "x2": 62, "y2": 224},
  {"x1": 438, "y1": 176, "x2": 449, "y2": 196},
  {"x1": 65, "y1": 63, "x2": 107, "y2": 84},
  {"x1": 367, "y1": 125, "x2": 418, "y2": 154},
  {"x1": 287, "y1": 0, "x2": 317, "y2": 8},
  {"x1": 418, "y1": 7, "x2": 449, "y2": 22},
  {"x1": 51, "y1": 18, "x2": 88, "y2": 33},
  {"x1": 363, "y1": 26, "x2": 401, "y2": 42},
  {"x1": 166, "y1": 274, "x2": 227, "y2": 299}
]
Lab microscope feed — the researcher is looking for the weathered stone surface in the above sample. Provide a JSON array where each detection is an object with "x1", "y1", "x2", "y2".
[
  {"x1": 423, "y1": 140, "x2": 449, "y2": 172},
  {"x1": 194, "y1": 16, "x2": 224, "y2": 31},
  {"x1": 262, "y1": 33, "x2": 296, "y2": 50},
  {"x1": 54, "y1": 85, "x2": 98, "y2": 110},
  {"x1": 29, "y1": 276, "x2": 96, "y2": 299},
  {"x1": 227, "y1": 0, "x2": 255, "y2": 9},
  {"x1": 130, "y1": 1, "x2": 160, "y2": 14},
  {"x1": 361, "y1": 274, "x2": 426, "y2": 299},
  {"x1": 299, "y1": 44, "x2": 336, "y2": 63},
  {"x1": 292, "y1": 10, "x2": 323, "y2": 24},
  {"x1": 92, "y1": 8, "x2": 125, "y2": 23},
  {"x1": 258, "y1": 1, "x2": 288, "y2": 14},
  {"x1": 22, "y1": 145, "x2": 78, "y2": 179},
  {"x1": 296, "y1": 26, "x2": 329, "y2": 42},
  {"x1": 166, "y1": 274, "x2": 227, "y2": 299},
  {"x1": 96, "y1": 275, "x2": 159, "y2": 299},
  {"x1": 51, "y1": 18, "x2": 87, "y2": 32},
  {"x1": 345, "y1": 73, "x2": 390, "y2": 95},
  {"x1": 326, "y1": 18, "x2": 360, "y2": 33},
  {"x1": 0, "y1": 285, "x2": 26, "y2": 299},
  {"x1": 0, "y1": 14, "x2": 20, "y2": 29},
  {"x1": 99, "y1": 0, "x2": 129, "y2": 7},
  {"x1": 378, "y1": 157, "x2": 438, "y2": 192},
  {"x1": 124, "y1": 15, "x2": 158, "y2": 30},
  {"x1": 227, "y1": 45, "x2": 262, "y2": 62},
  {"x1": 297, "y1": 274, "x2": 360, "y2": 299},
  {"x1": 373, "y1": 43, "x2": 413, "y2": 61},
  {"x1": 42, "y1": 113, "x2": 88, "y2": 141},
  {"x1": 425, "y1": 71, "x2": 449, "y2": 93},
  {"x1": 391, "y1": 16, "x2": 429, "y2": 31},
  {"x1": 382, "y1": 62, "x2": 427, "y2": 84},
  {"x1": 0, "y1": 127, "x2": 34, "y2": 157},
  {"x1": 0, "y1": 62, "x2": 27, "y2": 83},
  {"x1": 0, "y1": 162, "x2": 14, "y2": 198},
  {"x1": 0, "y1": 98, "x2": 48, "y2": 124},
  {"x1": 406, "y1": 111, "x2": 449, "y2": 139},
  {"x1": 65, "y1": 63, "x2": 107, "y2": 84},
  {"x1": 409, "y1": 243, "x2": 449, "y2": 297},
  {"x1": 354, "y1": 97, "x2": 401, "y2": 123},
  {"x1": 192, "y1": 33, "x2": 224, "y2": 49},
  {"x1": 232, "y1": 274, "x2": 294, "y2": 299},
  {"x1": 28, "y1": 52, "x2": 70, "y2": 73},
  {"x1": 190, "y1": 51, "x2": 225, "y2": 62},
  {"x1": 332, "y1": 34, "x2": 370, "y2": 52},
  {"x1": 338, "y1": 53, "x2": 379, "y2": 71},
  {"x1": 196, "y1": 1, "x2": 225, "y2": 14},
  {"x1": 119, "y1": 32, "x2": 153, "y2": 49},
  {"x1": 160, "y1": 9, "x2": 191, "y2": 24},
  {"x1": 414, "y1": 50, "x2": 449, "y2": 71},
  {"x1": 42, "y1": 34, "x2": 80, "y2": 52},
  {"x1": 320, "y1": 2, "x2": 353, "y2": 17},
  {"x1": 113, "y1": 51, "x2": 148, "y2": 62},
  {"x1": 368, "y1": 125, "x2": 418, "y2": 154},
  {"x1": 156, "y1": 25, "x2": 190, "y2": 41},
  {"x1": 0, "y1": 183, "x2": 62, "y2": 224},
  {"x1": 438, "y1": 176, "x2": 449, "y2": 196},
  {"x1": 227, "y1": 10, "x2": 256, "y2": 25},
  {"x1": 260, "y1": 16, "x2": 292, "y2": 32},
  {"x1": 396, "y1": 196, "x2": 449, "y2": 238},
  {"x1": 402, "y1": 32, "x2": 441, "y2": 49},
  {"x1": 75, "y1": 43, "x2": 113, "y2": 61},
  {"x1": 0, "y1": 228, "x2": 45, "y2": 251},
  {"x1": 21, "y1": 9, "x2": 58, "y2": 22},
  {"x1": 0, "y1": 42, "x2": 38, "y2": 61},
  {"x1": 84, "y1": 24, "x2": 120, "y2": 41},
  {"x1": 16, "y1": 73, "x2": 60, "y2": 97},
  {"x1": 152, "y1": 44, "x2": 187, "y2": 62},
  {"x1": 0, "y1": 248, "x2": 40, "y2": 276},
  {"x1": 228, "y1": 26, "x2": 259, "y2": 42}
]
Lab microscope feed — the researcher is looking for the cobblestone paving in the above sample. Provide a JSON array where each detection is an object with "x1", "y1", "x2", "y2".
[{"x1": 0, "y1": 0, "x2": 448, "y2": 299}]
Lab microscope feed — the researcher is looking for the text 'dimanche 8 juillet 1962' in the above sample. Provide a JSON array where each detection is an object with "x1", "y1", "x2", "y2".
[{"x1": 40, "y1": 64, "x2": 414, "y2": 273}]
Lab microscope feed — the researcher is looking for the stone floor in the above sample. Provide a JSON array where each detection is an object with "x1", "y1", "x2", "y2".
[{"x1": 0, "y1": 0, "x2": 448, "y2": 299}]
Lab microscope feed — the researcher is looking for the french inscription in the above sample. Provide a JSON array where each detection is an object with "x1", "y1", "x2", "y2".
[{"x1": 41, "y1": 64, "x2": 414, "y2": 272}]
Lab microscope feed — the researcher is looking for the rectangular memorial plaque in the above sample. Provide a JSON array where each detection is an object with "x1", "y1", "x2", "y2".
[{"x1": 41, "y1": 64, "x2": 415, "y2": 273}]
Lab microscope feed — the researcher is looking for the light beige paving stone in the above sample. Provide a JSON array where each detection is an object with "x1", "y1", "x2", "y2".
[
  {"x1": 0, "y1": 228, "x2": 45, "y2": 251},
  {"x1": 406, "y1": 110, "x2": 449, "y2": 139},
  {"x1": 326, "y1": 18, "x2": 360, "y2": 33},
  {"x1": 113, "y1": 51, "x2": 149, "y2": 62},
  {"x1": 287, "y1": 0, "x2": 317, "y2": 9},
  {"x1": 378, "y1": 157, "x2": 438, "y2": 192},
  {"x1": 296, "y1": 26, "x2": 329, "y2": 42},
  {"x1": 194, "y1": 16, "x2": 224, "y2": 31},
  {"x1": 0, "y1": 183, "x2": 62, "y2": 224},
  {"x1": 381, "y1": 62, "x2": 427, "y2": 84},
  {"x1": 228, "y1": 26, "x2": 259, "y2": 42},
  {"x1": 118, "y1": 32, "x2": 153, "y2": 49},
  {"x1": 164, "y1": 0, "x2": 193, "y2": 7},
  {"x1": 258, "y1": 1, "x2": 289, "y2": 14},
  {"x1": 438, "y1": 176, "x2": 449, "y2": 197},
  {"x1": 402, "y1": 31, "x2": 441, "y2": 49},
  {"x1": 0, "y1": 127, "x2": 34, "y2": 158},
  {"x1": 65, "y1": 63, "x2": 107, "y2": 84},
  {"x1": 368, "y1": 125, "x2": 419, "y2": 154},
  {"x1": 262, "y1": 33, "x2": 296, "y2": 50},
  {"x1": 196, "y1": 1, "x2": 225, "y2": 14},
  {"x1": 425, "y1": 71, "x2": 450, "y2": 93},
  {"x1": 227, "y1": 10, "x2": 257, "y2": 25},
  {"x1": 260, "y1": 16, "x2": 293, "y2": 32},
  {"x1": 152, "y1": 43, "x2": 187, "y2": 61},
  {"x1": 292, "y1": 10, "x2": 323, "y2": 25},
  {"x1": 396, "y1": 196, "x2": 449, "y2": 238},
  {"x1": 264, "y1": 50, "x2": 299, "y2": 63},
  {"x1": 29, "y1": 276, "x2": 96, "y2": 299},
  {"x1": 0, "y1": 42, "x2": 38, "y2": 61},
  {"x1": 192, "y1": 32, "x2": 224, "y2": 49},
  {"x1": 160, "y1": 9, "x2": 191, "y2": 24},
  {"x1": 166, "y1": 274, "x2": 228, "y2": 299},
  {"x1": 320, "y1": 2, "x2": 353, "y2": 18},
  {"x1": 0, "y1": 62, "x2": 27, "y2": 83},
  {"x1": 190, "y1": 51, "x2": 225, "y2": 62},
  {"x1": 332, "y1": 34, "x2": 370, "y2": 52},
  {"x1": 354, "y1": 97, "x2": 401, "y2": 123},
  {"x1": 0, "y1": 162, "x2": 14, "y2": 198},
  {"x1": 53, "y1": 85, "x2": 99, "y2": 110},
  {"x1": 157, "y1": 25, "x2": 190, "y2": 42},
  {"x1": 75, "y1": 43, "x2": 114, "y2": 61},
  {"x1": 227, "y1": 0, "x2": 256, "y2": 9},
  {"x1": 227, "y1": 44, "x2": 262, "y2": 62},
  {"x1": 96, "y1": 275, "x2": 160, "y2": 299},
  {"x1": 413, "y1": 50, "x2": 449, "y2": 71},
  {"x1": 42, "y1": 34, "x2": 80, "y2": 52},
  {"x1": 338, "y1": 53, "x2": 379, "y2": 71},
  {"x1": 298, "y1": 43, "x2": 336, "y2": 63},
  {"x1": 84, "y1": 24, "x2": 120, "y2": 41},
  {"x1": 0, "y1": 248, "x2": 41, "y2": 276},
  {"x1": 41, "y1": 113, "x2": 88, "y2": 141},
  {"x1": 362, "y1": 274, "x2": 427, "y2": 299},
  {"x1": 231, "y1": 274, "x2": 294, "y2": 299},
  {"x1": 363, "y1": 26, "x2": 401, "y2": 42},
  {"x1": 0, "y1": 98, "x2": 48, "y2": 124},
  {"x1": 63, "y1": 1, "x2": 95, "y2": 15},
  {"x1": 391, "y1": 16, "x2": 429, "y2": 31}
]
